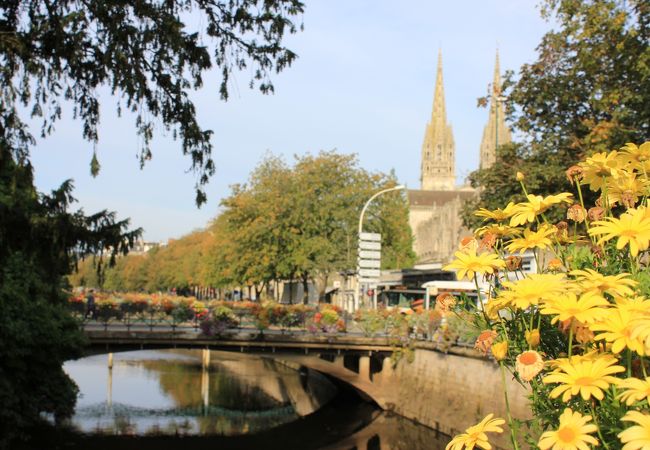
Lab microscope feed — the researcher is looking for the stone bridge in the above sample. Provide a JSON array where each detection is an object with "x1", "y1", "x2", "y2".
[
  {"x1": 83, "y1": 327, "x2": 530, "y2": 448},
  {"x1": 84, "y1": 328, "x2": 397, "y2": 408}
]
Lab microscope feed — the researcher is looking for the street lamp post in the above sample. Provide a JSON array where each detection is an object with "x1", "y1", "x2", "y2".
[{"x1": 355, "y1": 184, "x2": 406, "y2": 311}]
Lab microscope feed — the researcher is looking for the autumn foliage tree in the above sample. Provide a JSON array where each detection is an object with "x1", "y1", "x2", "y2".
[{"x1": 77, "y1": 152, "x2": 416, "y2": 303}]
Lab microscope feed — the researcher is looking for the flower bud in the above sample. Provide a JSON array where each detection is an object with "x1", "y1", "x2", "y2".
[
  {"x1": 566, "y1": 204, "x2": 586, "y2": 223},
  {"x1": 491, "y1": 341, "x2": 508, "y2": 361},
  {"x1": 565, "y1": 165, "x2": 584, "y2": 182},
  {"x1": 458, "y1": 236, "x2": 478, "y2": 251},
  {"x1": 505, "y1": 255, "x2": 522, "y2": 271},
  {"x1": 474, "y1": 330, "x2": 497, "y2": 355},
  {"x1": 547, "y1": 258, "x2": 563, "y2": 272},
  {"x1": 525, "y1": 329, "x2": 541, "y2": 348},
  {"x1": 516, "y1": 171, "x2": 525, "y2": 181},
  {"x1": 588, "y1": 206, "x2": 605, "y2": 221},
  {"x1": 575, "y1": 323, "x2": 594, "y2": 344}
]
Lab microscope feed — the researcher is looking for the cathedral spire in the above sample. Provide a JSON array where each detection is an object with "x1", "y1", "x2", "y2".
[
  {"x1": 420, "y1": 49, "x2": 455, "y2": 190},
  {"x1": 479, "y1": 49, "x2": 511, "y2": 170}
]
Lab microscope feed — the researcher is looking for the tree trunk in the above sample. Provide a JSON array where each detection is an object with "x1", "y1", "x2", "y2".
[
  {"x1": 255, "y1": 282, "x2": 265, "y2": 302},
  {"x1": 288, "y1": 273, "x2": 295, "y2": 304},
  {"x1": 302, "y1": 274, "x2": 310, "y2": 305},
  {"x1": 320, "y1": 274, "x2": 328, "y2": 302}
]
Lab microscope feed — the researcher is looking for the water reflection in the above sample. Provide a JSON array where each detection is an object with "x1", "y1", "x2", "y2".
[
  {"x1": 59, "y1": 350, "x2": 452, "y2": 450},
  {"x1": 321, "y1": 413, "x2": 451, "y2": 450},
  {"x1": 64, "y1": 349, "x2": 337, "y2": 436}
]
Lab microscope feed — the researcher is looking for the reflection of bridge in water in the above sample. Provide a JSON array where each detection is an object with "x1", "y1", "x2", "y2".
[
  {"x1": 87, "y1": 328, "x2": 397, "y2": 409},
  {"x1": 100, "y1": 349, "x2": 339, "y2": 435},
  {"x1": 320, "y1": 413, "x2": 451, "y2": 450},
  {"x1": 98, "y1": 349, "x2": 451, "y2": 449}
]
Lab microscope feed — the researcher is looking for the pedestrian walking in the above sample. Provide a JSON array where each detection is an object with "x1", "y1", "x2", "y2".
[{"x1": 85, "y1": 289, "x2": 97, "y2": 320}]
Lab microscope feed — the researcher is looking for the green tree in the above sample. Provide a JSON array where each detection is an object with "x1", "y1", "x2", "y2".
[
  {"x1": 213, "y1": 151, "x2": 415, "y2": 303},
  {"x1": 464, "y1": 0, "x2": 649, "y2": 227},
  {"x1": 0, "y1": 0, "x2": 304, "y2": 444},
  {"x1": 0, "y1": 147, "x2": 140, "y2": 444}
]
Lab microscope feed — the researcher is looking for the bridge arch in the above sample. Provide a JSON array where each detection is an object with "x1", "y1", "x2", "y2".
[{"x1": 81, "y1": 330, "x2": 395, "y2": 408}]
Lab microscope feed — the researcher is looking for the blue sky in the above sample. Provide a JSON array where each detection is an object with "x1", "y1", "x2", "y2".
[{"x1": 30, "y1": 1, "x2": 551, "y2": 242}]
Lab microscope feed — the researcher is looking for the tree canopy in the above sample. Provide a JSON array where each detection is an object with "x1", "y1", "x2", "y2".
[
  {"x1": 0, "y1": 144, "x2": 140, "y2": 444},
  {"x1": 1, "y1": 0, "x2": 304, "y2": 205},
  {"x1": 210, "y1": 151, "x2": 415, "y2": 302},
  {"x1": 464, "y1": 0, "x2": 649, "y2": 227},
  {"x1": 73, "y1": 151, "x2": 417, "y2": 302}
]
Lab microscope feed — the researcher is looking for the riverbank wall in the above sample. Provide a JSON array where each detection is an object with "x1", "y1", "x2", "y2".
[{"x1": 374, "y1": 344, "x2": 531, "y2": 448}]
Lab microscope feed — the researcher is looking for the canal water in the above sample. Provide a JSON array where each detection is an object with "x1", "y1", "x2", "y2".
[{"x1": 53, "y1": 350, "x2": 451, "y2": 450}]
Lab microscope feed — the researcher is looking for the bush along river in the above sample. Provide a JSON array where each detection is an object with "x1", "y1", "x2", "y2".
[{"x1": 32, "y1": 350, "x2": 451, "y2": 450}]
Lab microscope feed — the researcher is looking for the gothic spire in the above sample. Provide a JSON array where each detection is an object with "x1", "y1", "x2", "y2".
[
  {"x1": 420, "y1": 49, "x2": 455, "y2": 190},
  {"x1": 479, "y1": 49, "x2": 511, "y2": 170}
]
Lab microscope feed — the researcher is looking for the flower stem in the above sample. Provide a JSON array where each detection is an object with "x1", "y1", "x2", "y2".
[
  {"x1": 500, "y1": 361, "x2": 520, "y2": 450},
  {"x1": 575, "y1": 179, "x2": 592, "y2": 238},
  {"x1": 519, "y1": 181, "x2": 529, "y2": 197},
  {"x1": 627, "y1": 350, "x2": 632, "y2": 378},
  {"x1": 590, "y1": 404, "x2": 610, "y2": 450},
  {"x1": 568, "y1": 324, "x2": 574, "y2": 358},
  {"x1": 641, "y1": 357, "x2": 648, "y2": 378},
  {"x1": 474, "y1": 275, "x2": 491, "y2": 325}
]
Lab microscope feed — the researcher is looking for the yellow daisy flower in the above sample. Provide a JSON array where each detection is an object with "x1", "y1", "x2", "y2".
[
  {"x1": 619, "y1": 411, "x2": 650, "y2": 450},
  {"x1": 543, "y1": 355, "x2": 624, "y2": 401},
  {"x1": 550, "y1": 350, "x2": 619, "y2": 371},
  {"x1": 628, "y1": 307, "x2": 650, "y2": 356},
  {"x1": 607, "y1": 172, "x2": 649, "y2": 208},
  {"x1": 484, "y1": 297, "x2": 509, "y2": 320},
  {"x1": 591, "y1": 306, "x2": 645, "y2": 354},
  {"x1": 509, "y1": 193, "x2": 573, "y2": 227},
  {"x1": 506, "y1": 224, "x2": 557, "y2": 254},
  {"x1": 540, "y1": 291, "x2": 610, "y2": 325},
  {"x1": 444, "y1": 248, "x2": 506, "y2": 281},
  {"x1": 445, "y1": 413, "x2": 505, "y2": 450},
  {"x1": 617, "y1": 377, "x2": 650, "y2": 406},
  {"x1": 499, "y1": 274, "x2": 568, "y2": 310},
  {"x1": 579, "y1": 150, "x2": 624, "y2": 191},
  {"x1": 617, "y1": 296, "x2": 650, "y2": 315},
  {"x1": 620, "y1": 141, "x2": 650, "y2": 173},
  {"x1": 538, "y1": 408, "x2": 598, "y2": 450},
  {"x1": 474, "y1": 203, "x2": 516, "y2": 222},
  {"x1": 475, "y1": 224, "x2": 522, "y2": 238},
  {"x1": 569, "y1": 268, "x2": 638, "y2": 297},
  {"x1": 589, "y1": 206, "x2": 650, "y2": 257}
]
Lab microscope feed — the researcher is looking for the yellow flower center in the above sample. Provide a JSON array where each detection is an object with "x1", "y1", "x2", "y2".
[
  {"x1": 574, "y1": 376, "x2": 593, "y2": 386},
  {"x1": 558, "y1": 426, "x2": 576, "y2": 443},
  {"x1": 468, "y1": 431, "x2": 481, "y2": 443}
]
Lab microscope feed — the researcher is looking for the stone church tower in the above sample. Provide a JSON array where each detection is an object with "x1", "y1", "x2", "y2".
[
  {"x1": 409, "y1": 50, "x2": 512, "y2": 264},
  {"x1": 479, "y1": 51, "x2": 512, "y2": 169},
  {"x1": 420, "y1": 50, "x2": 455, "y2": 190}
]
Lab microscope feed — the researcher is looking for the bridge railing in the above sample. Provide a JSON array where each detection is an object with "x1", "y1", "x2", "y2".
[{"x1": 69, "y1": 293, "x2": 479, "y2": 347}]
